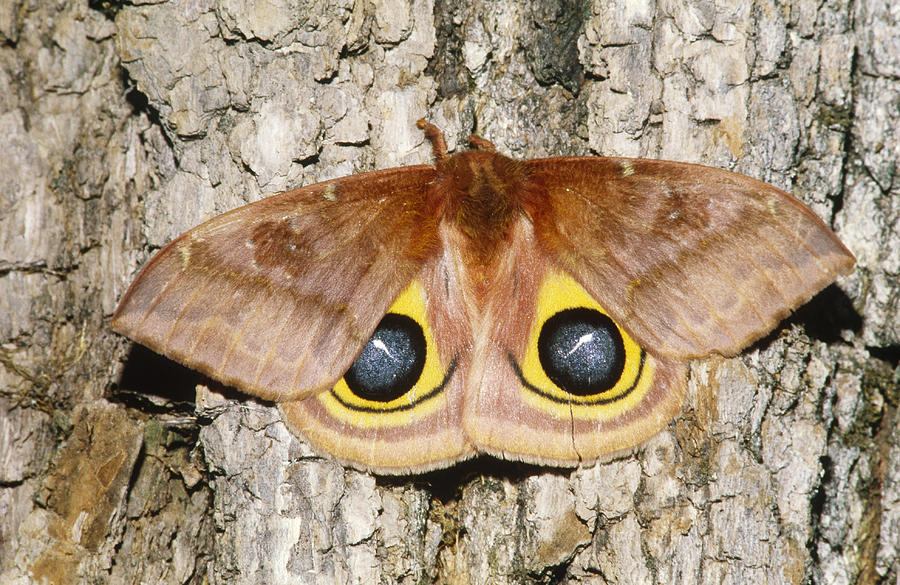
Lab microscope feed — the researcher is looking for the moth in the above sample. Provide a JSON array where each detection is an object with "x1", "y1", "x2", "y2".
[{"x1": 113, "y1": 120, "x2": 855, "y2": 474}]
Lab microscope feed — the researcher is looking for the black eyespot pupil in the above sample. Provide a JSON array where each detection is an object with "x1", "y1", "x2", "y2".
[
  {"x1": 344, "y1": 313, "x2": 426, "y2": 402},
  {"x1": 537, "y1": 308, "x2": 626, "y2": 396}
]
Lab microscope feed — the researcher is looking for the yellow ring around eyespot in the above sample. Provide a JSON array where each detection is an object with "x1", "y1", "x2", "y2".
[
  {"x1": 317, "y1": 279, "x2": 449, "y2": 429},
  {"x1": 517, "y1": 271, "x2": 656, "y2": 421}
]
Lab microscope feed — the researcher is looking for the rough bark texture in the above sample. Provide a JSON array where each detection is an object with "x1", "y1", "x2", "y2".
[{"x1": 1, "y1": 0, "x2": 898, "y2": 584}]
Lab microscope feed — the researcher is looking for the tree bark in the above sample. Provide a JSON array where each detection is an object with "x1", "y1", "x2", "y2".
[{"x1": 1, "y1": 0, "x2": 897, "y2": 583}]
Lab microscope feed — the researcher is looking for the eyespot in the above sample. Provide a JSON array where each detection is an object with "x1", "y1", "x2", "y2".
[
  {"x1": 514, "y1": 271, "x2": 655, "y2": 419},
  {"x1": 344, "y1": 313, "x2": 427, "y2": 402},
  {"x1": 319, "y1": 280, "x2": 452, "y2": 427},
  {"x1": 537, "y1": 307, "x2": 626, "y2": 396}
]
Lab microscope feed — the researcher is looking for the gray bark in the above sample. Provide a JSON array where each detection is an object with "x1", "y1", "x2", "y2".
[{"x1": 1, "y1": 0, "x2": 897, "y2": 583}]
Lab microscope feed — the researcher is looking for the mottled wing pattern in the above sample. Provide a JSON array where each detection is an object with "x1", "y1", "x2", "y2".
[
  {"x1": 112, "y1": 166, "x2": 441, "y2": 402},
  {"x1": 525, "y1": 157, "x2": 855, "y2": 359}
]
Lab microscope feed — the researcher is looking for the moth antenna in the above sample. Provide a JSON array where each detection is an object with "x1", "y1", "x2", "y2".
[
  {"x1": 469, "y1": 134, "x2": 496, "y2": 151},
  {"x1": 416, "y1": 119, "x2": 448, "y2": 160}
]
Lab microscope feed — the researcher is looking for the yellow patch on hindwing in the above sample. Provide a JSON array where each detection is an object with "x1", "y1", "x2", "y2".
[
  {"x1": 318, "y1": 280, "x2": 448, "y2": 428},
  {"x1": 517, "y1": 271, "x2": 657, "y2": 420}
]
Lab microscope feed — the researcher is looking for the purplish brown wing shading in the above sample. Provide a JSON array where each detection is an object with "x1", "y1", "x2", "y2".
[
  {"x1": 112, "y1": 166, "x2": 441, "y2": 402},
  {"x1": 524, "y1": 157, "x2": 855, "y2": 359}
]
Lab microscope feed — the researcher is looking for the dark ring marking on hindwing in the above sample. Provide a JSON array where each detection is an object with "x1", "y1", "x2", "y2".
[{"x1": 508, "y1": 350, "x2": 647, "y2": 406}]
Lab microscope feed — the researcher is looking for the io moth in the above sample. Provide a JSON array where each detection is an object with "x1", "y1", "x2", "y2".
[{"x1": 112, "y1": 120, "x2": 855, "y2": 474}]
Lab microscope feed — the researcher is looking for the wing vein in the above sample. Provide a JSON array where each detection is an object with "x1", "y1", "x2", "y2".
[
  {"x1": 131, "y1": 259, "x2": 187, "y2": 338},
  {"x1": 172, "y1": 272, "x2": 218, "y2": 355},
  {"x1": 252, "y1": 292, "x2": 306, "y2": 394},
  {"x1": 219, "y1": 290, "x2": 266, "y2": 378}
]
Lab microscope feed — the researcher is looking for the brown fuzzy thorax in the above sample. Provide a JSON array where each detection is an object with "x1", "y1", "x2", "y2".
[{"x1": 433, "y1": 150, "x2": 533, "y2": 286}]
